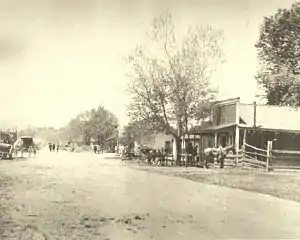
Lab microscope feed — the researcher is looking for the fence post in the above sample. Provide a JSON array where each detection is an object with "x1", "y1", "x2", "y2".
[{"x1": 266, "y1": 141, "x2": 271, "y2": 172}]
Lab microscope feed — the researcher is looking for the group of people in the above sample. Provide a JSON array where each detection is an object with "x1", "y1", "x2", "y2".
[
  {"x1": 93, "y1": 144, "x2": 103, "y2": 154},
  {"x1": 48, "y1": 143, "x2": 59, "y2": 152}
]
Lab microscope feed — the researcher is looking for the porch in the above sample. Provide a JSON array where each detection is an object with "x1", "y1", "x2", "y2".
[{"x1": 180, "y1": 123, "x2": 241, "y2": 167}]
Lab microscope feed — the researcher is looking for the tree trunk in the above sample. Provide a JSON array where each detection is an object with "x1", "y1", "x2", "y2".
[{"x1": 174, "y1": 136, "x2": 181, "y2": 166}]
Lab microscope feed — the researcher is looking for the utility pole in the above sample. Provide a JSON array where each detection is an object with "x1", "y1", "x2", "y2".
[
  {"x1": 253, "y1": 93, "x2": 267, "y2": 133},
  {"x1": 253, "y1": 101, "x2": 257, "y2": 133}
]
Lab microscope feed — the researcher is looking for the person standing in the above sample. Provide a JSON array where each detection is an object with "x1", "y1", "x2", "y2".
[
  {"x1": 49, "y1": 143, "x2": 52, "y2": 152},
  {"x1": 56, "y1": 143, "x2": 59, "y2": 152},
  {"x1": 52, "y1": 143, "x2": 56, "y2": 152}
]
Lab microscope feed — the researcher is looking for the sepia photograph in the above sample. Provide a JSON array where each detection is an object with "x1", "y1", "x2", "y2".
[{"x1": 1, "y1": 0, "x2": 300, "y2": 239}]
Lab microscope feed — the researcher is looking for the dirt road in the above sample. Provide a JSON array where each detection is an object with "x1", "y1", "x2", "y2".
[{"x1": 1, "y1": 150, "x2": 300, "y2": 239}]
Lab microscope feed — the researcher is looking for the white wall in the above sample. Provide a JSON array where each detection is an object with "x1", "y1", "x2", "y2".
[{"x1": 152, "y1": 133, "x2": 173, "y2": 150}]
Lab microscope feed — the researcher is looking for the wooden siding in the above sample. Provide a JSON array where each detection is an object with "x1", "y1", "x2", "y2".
[{"x1": 213, "y1": 103, "x2": 237, "y2": 126}]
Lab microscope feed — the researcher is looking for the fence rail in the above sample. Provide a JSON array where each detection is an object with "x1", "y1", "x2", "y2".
[
  {"x1": 272, "y1": 149, "x2": 300, "y2": 155},
  {"x1": 243, "y1": 150, "x2": 267, "y2": 158},
  {"x1": 270, "y1": 165, "x2": 300, "y2": 170},
  {"x1": 241, "y1": 141, "x2": 271, "y2": 171},
  {"x1": 242, "y1": 142, "x2": 300, "y2": 171},
  {"x1": 244, "y1": 143, "x2": 267, "y2": 153},
  {"x1": 271, "y1": 149, "x2": 300, "y2": 170}
]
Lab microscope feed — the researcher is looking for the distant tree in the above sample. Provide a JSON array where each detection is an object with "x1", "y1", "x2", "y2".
[
  {"x1": 121, "y1": 120, "x2": 155, "y2": 149},
  {"x1": 67, "y1": 106, "x2": 119, "y2": 146},
  {"x1": 17, "y1": 126, "x2": 67, "y2": 144},
  {"x1": 256, "y1": 2, "x2": 300, "y2": 106},
  {"x1": 126, "y1": 12, "x2": 224, "y2": 164},
  {"x1": 88, "y1": 106, "x2": 119, "y2": 146},
  {"x1": 67, "y1": 112, "x2": 91, "y2": 145}
]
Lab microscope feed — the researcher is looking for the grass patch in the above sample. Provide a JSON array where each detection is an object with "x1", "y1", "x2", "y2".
[
  {"x1": 0, "y1": 173, "x2": 14, "y2": 239},
  {"x1": 134, "y1": 166, "x2": 300, "y2": 202},
  {"x1": 0, "y1": 173, "x2": 13, "y2": 216}
]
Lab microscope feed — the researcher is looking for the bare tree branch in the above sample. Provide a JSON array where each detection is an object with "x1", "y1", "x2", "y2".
[{"x1": 126, "y1": 11, "x2": 224, "y2": 141}]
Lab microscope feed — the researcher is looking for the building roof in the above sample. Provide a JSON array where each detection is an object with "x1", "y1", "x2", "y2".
[
  {"x1": 239, "y1": 103, "x2": 300, "y2": 132},
  {"x1": 189, "y1": 122, "x2": 236, "y2": 134},
  {"x1": 189, "y1": 98, "x2": 300, "y2": 133},
  {"x1": 213, "y1": 97, "x2": 240, "y2": 106}
]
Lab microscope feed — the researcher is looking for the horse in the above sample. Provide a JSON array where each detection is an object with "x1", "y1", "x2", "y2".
[
  {"x1": 11, "y1": 139, "x2": 24, "y2": 158},
  {"x1": 203, "y1": 145, "x2": 235, "y2": 169}
]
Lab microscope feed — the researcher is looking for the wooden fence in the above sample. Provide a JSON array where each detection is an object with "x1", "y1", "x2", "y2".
[
  {"x1": 239, "y1": 141, "x2": 300, "y2": 171},
  {"x1": 176, "y1": 146, "x2": 300, "y2": 170},
  {"x1": 135, "y1": 143, "x2": 300, "y2": 171},
  {"x1": 270, "y1": 149, "x2": 300, "y2": 170},
  {"x1": 240, "y1": 142, "x2": 272, "y2": 171}
]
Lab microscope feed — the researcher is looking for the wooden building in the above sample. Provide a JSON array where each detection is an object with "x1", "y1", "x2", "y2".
[
  {"x1": 183, "y1": 97, "x2": 240, "y2": 162},
  {"x1": 185, "y1": 97, "x2": 300, "y2": 163}
]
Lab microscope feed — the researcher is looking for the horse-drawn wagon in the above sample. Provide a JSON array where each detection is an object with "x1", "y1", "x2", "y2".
[
  {"x1": 0, "y1": 131, "x2": 16, "y2": 159},
  {"x1": 12, "y1": 136, "x2": 36, "y2": 158},
  {"x1": 0, "y1": 142, "x2": 13, "y2": 159}
]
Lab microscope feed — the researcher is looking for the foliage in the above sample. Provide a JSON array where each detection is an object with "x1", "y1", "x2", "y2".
[
  {"x1": 18, "y1": 107, "x2": 118, "y2": 146},
  {"x1": 67, "y1": 106, "x2": 118, "y2": 145},
  {"x1": 257, "y1": 67, "x2": 300, "y2": 106},
  {"x1": 256, "y1": 2, "x2": 300, "y2": 105},
  {"x1": 19, "y1": 126, "x2": 68, "y2": 144},
  {"x1": 126, "y1": 12, "x2": 224, "y2": 142},
  {"x1": 121, "y1": 120, "x2": 155, "y2": 149}
]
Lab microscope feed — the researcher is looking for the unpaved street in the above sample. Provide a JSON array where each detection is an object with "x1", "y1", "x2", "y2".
[{"x1": 1, "y1": 150, "x2": 300, "y2": 240}]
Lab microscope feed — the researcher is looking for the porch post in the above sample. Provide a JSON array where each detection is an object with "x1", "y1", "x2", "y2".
[
  {"x1": 185, "y1": 134, "x2": 189, "y2": 168},
  {"x1": 235, "y1": 126, "x2": 240, "y2": 164},
  {"x1": 242, "y1": 129, "x2": 247, "y2": 146},
  {"x1": 193, "y1": 134, "x2": 196, "y2": 163},
  {"x1": 200, "y1": 135, "x2": 204, "y2": 164},
  {"x1": 241, "y1": 129, "x2": 247, "y2": 166},
  {"x1": 172, "y1": 138, "x2": 177, "y2": 163},
  {"x1": 181, "y1": 136, "x2": 185, "y2": 166},
  {"x1": 266, "y1": 141, "x2": 273, "y2": 172},
  {"x1": 235, "y1": 99, "x2": 240, "y2": 165},
  {"x1": 214, "y1": 132, "x2": 218, "y2": 147}
]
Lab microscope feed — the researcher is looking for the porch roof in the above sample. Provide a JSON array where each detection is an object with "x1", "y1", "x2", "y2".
[
  {"x1": 239, "y1": 103, "x2": 300, "y2": 132},
  {"x1": 188, "y1": 122, "x2": 236, "y2": 135},
  {"x1": 239, "y1": 124, "x2": 300, "y2": 134}
]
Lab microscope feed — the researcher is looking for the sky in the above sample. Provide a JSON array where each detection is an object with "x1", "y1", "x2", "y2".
[{"x1": 0, "y1": 0, "x2": 297, "y2": 129}]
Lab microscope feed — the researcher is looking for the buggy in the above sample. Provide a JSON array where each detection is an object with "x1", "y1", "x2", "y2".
[
  {"x1": 0, "y1": 131, "x2": 16, "y2": 159},
  {"x1": 11, "y1": 136, "x2": 37, "y2": 158},
  {"x1": 0, "y1": 142, "x2": 13, "y2": 159},
  {"x1": 20, "y1": 136, "x2": 36, "y2": 154}
]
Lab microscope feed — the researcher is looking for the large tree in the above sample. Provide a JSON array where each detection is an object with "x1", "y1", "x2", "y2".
[
  {"x1": 88, "y1": 106, "x2": 119, "y2": 145},
  {"x1": 67, "y1": 106, "x2": 118, "y2": 146},
  {"x1": 256, "y1": 2, "x2": 300, "y2": 105},
  {"x1": 126, "y1": 12, "x2": 224, "y2": 163},
  {"x1": 121, "y1": 120, "x2": 156, "y2": 149}
]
